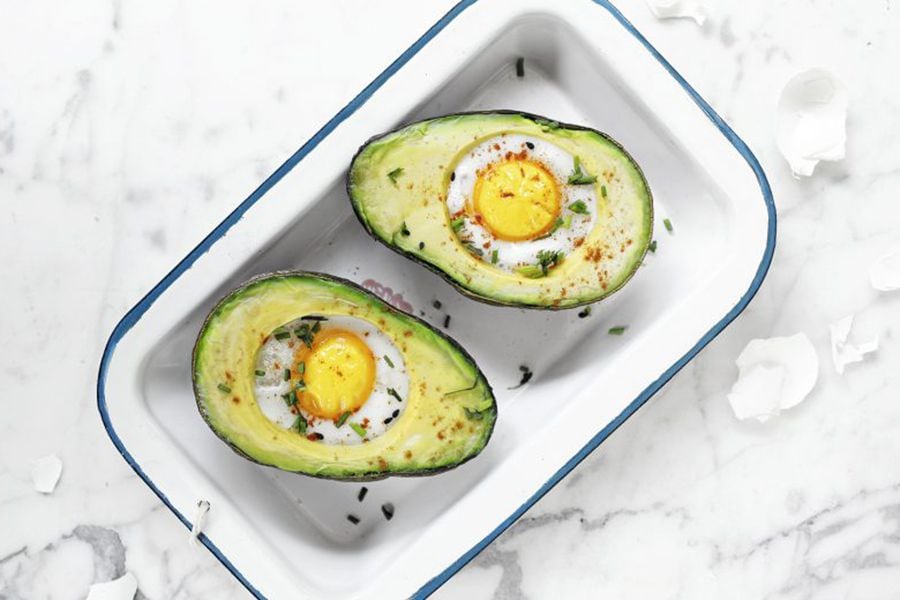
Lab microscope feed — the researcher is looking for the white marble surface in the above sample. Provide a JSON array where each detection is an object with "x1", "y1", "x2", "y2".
[{"x1": 2, "y1": 0, "x2": 900, "y2": 598}]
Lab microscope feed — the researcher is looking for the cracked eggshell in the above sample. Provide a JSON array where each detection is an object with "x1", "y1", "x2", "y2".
[
  {"x1": 85, "y1": 573, "x2": 137, "y2": 600},
  {"x1": 189, "y1": 500, "x2": 210, "y2": 547},
  {"x1": 31, "y1": 454, "x2": 63, "y2": 494},
  {"x1": 727, "y1": 333, "x2": 818, "y2": 422},
  {"x1": 644, "y1": 0, "x2": 707, "y2": 25},
  {"x1": 776, "y1": 69, "x2": 847, "y2": 177},
  {"x1": 869, "y1": 246, "x2": 900, "y2": 291},
  {"x1": 830, "y1": 314, "x2": 878, "y2": 375}
]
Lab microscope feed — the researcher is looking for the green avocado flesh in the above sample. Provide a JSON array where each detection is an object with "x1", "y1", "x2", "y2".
[
  {"x1": 348, "y1": 112, "x2": 653, "y2": 309},
  {"x1": 192, "y1": 272, "x2": 496, "y2": 481}
]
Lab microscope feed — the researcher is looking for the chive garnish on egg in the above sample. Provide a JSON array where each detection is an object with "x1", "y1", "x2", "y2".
[
  {"x1": 567, "y1": 156, "x2": 597, "y2": 185},
  {"x1": 336, "y1": 411, "x2": 351, "y2": 427},
  {"x1": 568, "y1": 200, "x2": 589, "y2": 214},
  {"x1": 349, "y1": 422, "x2": 367, "y2": 438},
  {"x1": 387, "y1": 167, "x2": 404, "y2": 185},
  {"x1": 254, "y1": 370, "x2": 265, "y2": 377},
  {"x1": 217, "y1": 383, "x2": 231, "y2": 393},
  {"x1": 387, "y1": 387, "x2": 403, "y2": 403},
  {"x1": 294, "y1": 414, "x2": 308, "y2": 434},
  {"x1": 608, "y1": 326, "x2": 627, "y2": 335},
  {"x1": 383, "y1": 355, "x2": 395, "y2": 368}
]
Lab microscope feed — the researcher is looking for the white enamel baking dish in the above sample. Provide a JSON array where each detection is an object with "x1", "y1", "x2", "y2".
[{"x1": 98, "y1": 0, "x2": 775, "y2": 597}]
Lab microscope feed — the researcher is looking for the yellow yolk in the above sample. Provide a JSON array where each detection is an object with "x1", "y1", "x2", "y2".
[
  {"x1": 293, "y1": 329, "x2": 375, "y2": 421},
  {"x1": 472, "y1": 159, "x2": 561, "y2": 241}
]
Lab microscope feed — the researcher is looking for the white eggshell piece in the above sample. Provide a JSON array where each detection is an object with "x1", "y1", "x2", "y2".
[
  {"x1": 85, "y1": 573, "x2": 138, "y2": 600},
  {"x1": 727, "y1": 333, "x2": 818, "y2": 422},
  {"x1": 189, "y1": 500, "x2": 210, "y2": 547},
  {"x1": 644, "y1": 0, "x2": 707, "y2": 25},
  {"x1": 31, "y1": 454, "x2": 62, "y2": 494},
  {"x1": 776, "y1": 69, "x2": 847, "y2": 177},
  {"x1": 829, "y1": 314, "x2": 878, "y2": 375}
]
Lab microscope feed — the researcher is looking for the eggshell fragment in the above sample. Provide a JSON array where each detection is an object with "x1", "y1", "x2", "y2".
[
  {"x1": 644, "y1": 0, "x2": 707, "y2": 25},
  {"x1": 727, "y1": 333, "x2": 818, "y2": 422},
  {"x1": 31, "y1": 455, "x2": 62, "y2": 494},
  {"x1": 85, "y1": 573, "x2": 137, "y2": 600},
  {"x1": 869, "y1": 246, "x2": 900, "y2": 291},
  {"x1": 189, "y1": 500, "x2": 210, "y2": 547},
  {"x1": 830, "y1": 314, "x2": 878, "y2": 375},
  {"x1": 776, "y1": 69, "x2": 847, "y2": 177}
]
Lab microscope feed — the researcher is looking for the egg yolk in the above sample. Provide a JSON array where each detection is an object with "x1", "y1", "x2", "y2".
[
  {"x1": 293, "y1": 329, "x2": 375, "y2": 421},
  {"x1": 472, "y1": 159, "x2": 561, "y2": 241}
]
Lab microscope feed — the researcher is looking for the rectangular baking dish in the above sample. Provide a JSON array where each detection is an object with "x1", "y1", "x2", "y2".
[{"x1": 98, "y1": 0, "x2": 775, "y2": 598}]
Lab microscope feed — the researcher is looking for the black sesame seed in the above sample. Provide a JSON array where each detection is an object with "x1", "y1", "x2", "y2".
[
  {"x1": 381, "y1": 503, "x2": 395, "y2": 521},
  {"x1": 443, "y1": 314, "x2": 451, "y2": 329},
  {"x1": 347, "y1": 514, "x2": 360, "y2": 525},
  {"x1": 357, "y1": 487, "x2": 368, "y2": 502},
  {"x1": 515, "y1": 57, "x2": 525, "y2": 77},
  {"x1": 526, "y1": 141, "x2": 535, "y2": 150},
  {"x1": 432, "y1": 300, "x2": 442, "y2": 310},
  {"x1": 383, "y1": 417, "x2": 393, "y2": 425},
  {"x1": 450, "y1": 171, "x2": 456, "y2": 182},
  {"x1": 392, "y1": 409, "x2": 400, "y2": 418},
  {"x1": 419, "y1": 241, "x2": 425, "y2": 250},
  {"x1": 578, "y1": 306, "x2": 592, "y2": 319}
]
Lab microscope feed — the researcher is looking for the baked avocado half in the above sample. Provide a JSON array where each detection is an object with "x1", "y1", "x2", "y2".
[
  {"x1": 348, "y1": 111, "x2": 653, "y2": 309},
  {"x1": 192, "y1": 272, "x2": 496, "y2": 481}
]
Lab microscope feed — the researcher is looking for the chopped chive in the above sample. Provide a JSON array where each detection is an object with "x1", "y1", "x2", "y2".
[
  {"x1": 601, "y1": 184, "x2": 607, "y2": 198},
  {"x1": 386, "y1": 387, "x2": 403, "y2": 403},
  {"x1": 608, "y1": 326, "x2": 627, "y2": 335},
  {"x1": 400, "y1": 222, "x2": 410, "y2": 237},
  {"x1": 335, "y1": 411, "x2": 351, "y2": 427},
  {"x1": 381, "y1": 503, "x2": 395, "y2": 521},
  {"x1": 432, "y1": 300, "x2": 442, "y2": 310},
  {"x1": 491, "y1": 249, "x2": 499, "y2": 264},
  {"x1": 443, "y1": 314, "x2": 451, "y2": 329},
  {"x1": 217, "y1": 383, "x2": 231, "y2": 393},
  {"x1": 254, "y1": 370, "x2": 265, "y2": 377},
  {"x1": 418, "y1": 241, "x2": 425, "y2": 250},
  {"x1": 295, "y1": 380, "x2": 307, "y2": 391},
  {"x1": 578, "y1": 306, "x2": 592, "y2": 319},
  {"x1": 567, "y1": 156, "x2": 597, "y2": 185},
  {"x1": 293, "y1": 414, "x2": 308, "y2": 435},
  {"x1": 387, "y1": 167, "x2": 404, "y2": 185},
  {"x1": 282, "y1": 390, "x2": 297, "y2": 406},
  {"x1": 648, "y1": 240, "x2": 657, "y2": 253},
  {"x1": 349, "y1": 422, "x2": 367, "y2": 438},
  {"x1": 297, "y1": 361, "x2": 305, "y2": 375},
  {"x1": 568, "y1": 200, "x2": 589, "y2": 214},
  {"x1": 346, "y1": 514, "x2": 360, "y2": 525},
  {"x1": 311, "y1": 321, "x2": 321, "y2": 334},
  {"x1": 515, "y1": 57, "x2": 525, "y2": 77},
  {"x1": 464, "y1": 242, "x2": 483, "y2": 257},
  {"x1": 283, "y1": 368, "x2": 291, "y2": 381},
  {"x1": 451, "y1": 216, "x2": 465, "y2": 232},
  {"x1": 357, "y1": 487, "x2": 368, "y2": 502},
  {"x1": 663, "y1": 218, "x2": 673, "y2": 233},
  {"x1": 274, "y1": 331, "x2": 290, "y2": 340},
  {"x1": 383, "y1": 355, "x2": 395, "y2": 368}
]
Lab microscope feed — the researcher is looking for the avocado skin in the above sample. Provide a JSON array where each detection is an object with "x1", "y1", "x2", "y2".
[
  {"x1": 347, "y1": 110, "x2": 654, "y2": 310},
  {"x1": 192, "y1": 271, "x2": 497, "y2": 482}
]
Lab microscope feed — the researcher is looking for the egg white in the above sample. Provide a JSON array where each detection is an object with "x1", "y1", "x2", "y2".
[
  {"x1": 253, "y1": 315, "x2": 408, "y2": 445},
  {"x1": 445, "y1": 134, "x2": 599, "y2": 272}
]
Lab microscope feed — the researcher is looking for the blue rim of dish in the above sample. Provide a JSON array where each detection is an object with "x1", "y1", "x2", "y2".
[{"x1": 96, "y1": 0, "x2": 776, "y2": 597}]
